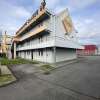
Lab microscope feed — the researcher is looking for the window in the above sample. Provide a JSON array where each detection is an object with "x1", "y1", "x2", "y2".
[
  {"x1": 38, "y1": 50, "x2": 43, "y2": 56},
  {"x1": 27, "y1": 51, "x2": 30, "y2": 55},
  {"x1": 41, "y1": 50, "x2": 43, "y2": 56},
  {"x1": 39, "y1": 36, "x2": 43, "y2": 43},
  {"x1": 38, "y1": 23, "x2": 43, "y2": 27},
  {"x1": 39, "y1": 50, "x2": 41, "y2": 56}
]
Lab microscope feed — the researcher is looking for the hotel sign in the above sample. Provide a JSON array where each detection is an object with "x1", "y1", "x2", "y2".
[{"x1": 62, "y1": 13, "x2": 73, "y2": 34}]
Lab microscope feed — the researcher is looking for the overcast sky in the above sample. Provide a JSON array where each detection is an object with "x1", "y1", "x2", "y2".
[{"x1": 0, "y1": 0, "x2": 100, "y2": 45}]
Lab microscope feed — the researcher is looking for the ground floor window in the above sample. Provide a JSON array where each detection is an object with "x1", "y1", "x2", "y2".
[
  {"x1": 38, "y1": 49, "x2": 43, "y2": 56},
  {"x1": 41, "y1": 50, "x2": 43, "y2": 56}
]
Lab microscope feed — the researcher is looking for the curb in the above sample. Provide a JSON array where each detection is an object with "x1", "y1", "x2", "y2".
[
  {"x1": 0, "y1": 65, "x2": 18, "y2": 88},
  {"x1": 49, "y1": 59, "x2": 78, "y2": 73}
]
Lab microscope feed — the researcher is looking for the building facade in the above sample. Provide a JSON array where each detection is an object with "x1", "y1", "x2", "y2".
[
  {"x1": 13, "y1": 1, "x2": 83, "y2": 63},
  {"x1": 96, "y1": 46, "x2": 100, "y2": 55}
]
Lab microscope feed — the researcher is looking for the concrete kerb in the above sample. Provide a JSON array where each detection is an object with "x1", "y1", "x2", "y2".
[
  {"x1": 0, "y1": 65, "x2": 17, "y2": 88},
  {"x1": 33, "y1": 59, "x2": 80, "y2": 74},
  {"x1": 49, "y1": 59, "x2": 78, "y2": 72}
]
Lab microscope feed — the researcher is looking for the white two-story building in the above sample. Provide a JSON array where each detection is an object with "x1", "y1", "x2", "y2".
[{"x1": 13, "y1": 1, "x2": 83, "y2": 63}]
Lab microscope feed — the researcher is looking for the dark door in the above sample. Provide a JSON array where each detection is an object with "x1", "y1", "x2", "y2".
[{"x1": 31, "y1": 51, "x2": 33, "y2": 60}]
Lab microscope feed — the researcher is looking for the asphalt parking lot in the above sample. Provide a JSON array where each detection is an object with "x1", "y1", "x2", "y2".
[{"x1": 0, "y1": 56, "x2": 100, "y2": 100}]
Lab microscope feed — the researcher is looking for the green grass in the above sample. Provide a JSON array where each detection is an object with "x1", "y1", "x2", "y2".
[
  {"x1": 0, "y1": 58, "x2": 39, "y2": 65},
  {"x1": 0, "y1": 74, "x2": 16, "y2": 86},
  {"x1": 40, "y1": 64, "x2": 54, "y2": 75}
]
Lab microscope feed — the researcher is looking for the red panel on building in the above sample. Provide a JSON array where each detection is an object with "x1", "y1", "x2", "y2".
[{"x1": 77, "y1": 45, "x2": 97, "y2": 56}]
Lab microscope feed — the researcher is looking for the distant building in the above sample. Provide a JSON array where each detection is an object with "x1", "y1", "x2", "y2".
[
  {"x1": 77, "y1": 45, "x2": 97, "y2": 56},
  {"x1": 13, "y1": 0, "x2": 83, "y2": 63},
  {"x1": 0, "y1": 31, "x2": 13, "y2": 58}
]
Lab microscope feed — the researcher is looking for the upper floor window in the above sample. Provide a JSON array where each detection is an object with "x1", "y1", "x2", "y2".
[
  {"x1": 39, "y1": 36, "x2": 43, "y2": 43},
  {"x1": 38, "y1": 23, "x2": 43, "y2": 27}
]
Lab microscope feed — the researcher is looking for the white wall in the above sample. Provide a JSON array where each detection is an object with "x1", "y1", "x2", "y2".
[
  {"x1": 56, "y1": 48, "x2": 77, "y2": 62},
  {"x1": 97, "y1": 47, "x2": 100, "y2": 55},
  {"x1": 33, "y1": 49, "x2": 53, "y2": 63},
  {"x1": 17, "y1": 48, "x2": 54, "y2": 63},
  {"x1": 17, "y1": 48, "x2": 77, "y2": 63}
]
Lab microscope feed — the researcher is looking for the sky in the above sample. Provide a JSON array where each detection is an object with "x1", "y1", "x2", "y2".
[{"x1": 0, "y1": 0, "x2": 100, "y2": 45}]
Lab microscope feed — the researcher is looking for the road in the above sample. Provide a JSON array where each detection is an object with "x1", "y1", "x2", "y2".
[{"x1": 0, "y1": 56, "x2": 100, "y2": 100}]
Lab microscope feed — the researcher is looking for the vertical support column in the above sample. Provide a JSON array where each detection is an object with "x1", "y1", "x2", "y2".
[
  {"x1": 45, "y1": 48, "x2": 47, "y2": 63},
  {"x1": 14, "y1": 42, "x2": 16, "y2": 59},
  {"x1": 53, "y1": 47, "x2": 56, "y2": 63}
]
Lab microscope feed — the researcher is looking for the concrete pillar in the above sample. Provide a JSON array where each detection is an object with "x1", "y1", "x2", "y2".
[
  {"x1": 14, "y1": 42, "x2": 16, "y2": 59},
  {"x1": 53, "y1": 47, "x2": 56, "y2": 63}
]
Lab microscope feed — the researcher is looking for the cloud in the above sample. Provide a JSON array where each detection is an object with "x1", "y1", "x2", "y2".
[
  {"x1": 84, "y1": 19, "x2": 94, "y2": 24},
  {"x1": 46, "y1": 0, "x2": 60, "y2": 9},
  {"x1": 73, "y1": 13, "x2": 100, "y2": 45},
  {"x1": 0, "y1": 0, "x2": 31, "y2": 35},
  {"x1": 0, "y1": 22, "x2": 21, "y2": 36},
  {"x1": 0, "y1": 1, "x2": 31, "y2": 19},
  {"x1": 74, "y1": 16, "x2": 100, "y2": 38},
  {"x1": 11, "y1": 6, "x2": 31, "y2": 18},
  {"x1": 66, "y1": 0, "x2": 98, "y2": 12},
  {"x1": 44, "y1": 0, "x2": 98, "y2": 13}
]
